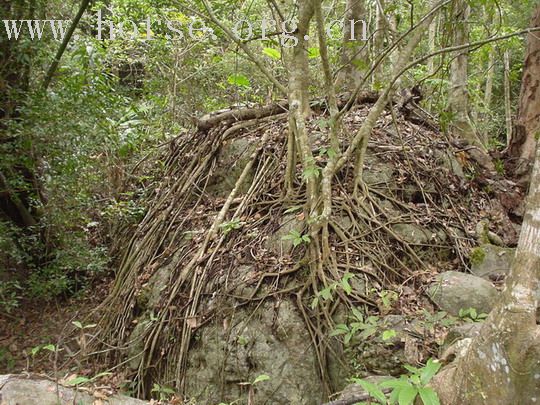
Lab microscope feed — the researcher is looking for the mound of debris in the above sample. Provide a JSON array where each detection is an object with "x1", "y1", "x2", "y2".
[{"x1": 88, "y1": 98, "x2": 522, "y2": 404}]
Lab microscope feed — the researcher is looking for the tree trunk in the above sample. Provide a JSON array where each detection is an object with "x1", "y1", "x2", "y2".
[
  {"x1": 448, "y1": 0, "x2": 483, "y2": 148},
  {"x1": 509, "y1": 4, "x2": 540, "y2": 168},
  {"x1": 337, "y1": 0, "x2": 367, "y2": 91},
  {"x1": 288, "y1": 1, "x2": 314, "y2": 118},
  {"x1": 427, "y1": 0, "x2": 438, "y2": 76},
  {"x1": 504, "y1": 50, "x2": 513, "y2": 147},
  {"x1": 483, "y1": 47, "x2": 495, "y2": 111},
  {"x1": 434, "y1": 126, "x2": 540, "y2": 405},
  {"x1": 433, "y1": 8, "x2": 540, "y2": 402}
]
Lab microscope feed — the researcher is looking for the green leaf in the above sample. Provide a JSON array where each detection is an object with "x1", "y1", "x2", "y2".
[
  {"x1": 398, "y1": 386, "x2": 418, "y2": 405},
  {"x1": 308, "y1": 47, "x2": 320, "y2": 59},
  {"x1": 341, "y1": 278, "x2": 352, "y2": 294},
  {"x1": 404, "y1": 365, "x2": 420, "y2": 375},
  {"x1": 253, "y1": 374, "x2": 271, "y2": 384},
  {"x1": 43, "y1": 344, "x2": 56, "y2": 352},
  {"x1": 72, "y1": 321, "x2": 83, "y2": 329},
  {"x1": 380, "y1": 379, "x2": 411, "y2": 390},
  {"x1": 354, "y1": 379, "x2": 387, "y2": 403},
  {"x1": 282, "y1": 230, "x2": 301, "y2": 240},
  {"x1": 320, "y1": 287, "x2": 333, "y2": 301},
  {"x1": 420, "y1": 359, "x2": 441, "y2": 385},
  {"x1": 330, "y1": 324, "x2": 349, "y2": 336},
  {"x1": 382, "y1": 329, "x2": 397, "y2": 341},
  {"x1": 66, "y1": 376, "x2": 90, "y2": 386},
  {"x1": 418, "y1": 387, "x2": 440, "y2": 405},
  {"x1": 283, "y1": 206, "x2": 302, "y2": 214},
  {"x1": 327, "y1": 148, "x2": 337, "y2": 159},
  {"x1": 227, "y1": 74, "x2": 251, "y2": 87},
  {"x1": 311, "y1": 297, "x2": 319, "y2": 309},
  {"x1": 161, "y1": 386, "x2": 176, "y2": 394},
  {"x1": 262, "y1": 47, "x2": 281, "y2": 60},
  {"x1": 351, "y1": 307, "x2": 364, "y2": 322}
]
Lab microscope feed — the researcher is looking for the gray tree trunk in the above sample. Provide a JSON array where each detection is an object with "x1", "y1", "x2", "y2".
[
  {"x1": 509, "y1": 4, "x2": 540, "y2": 168},
  {"x1": 448, "y1": 0, "x2": 483, "y2": 147},
  {"x1": 337, "y1": 0, "x2": 367, "y2": 91},
  {"x1": 433, "y1": 7, "x2": 540, "y2": 399}
]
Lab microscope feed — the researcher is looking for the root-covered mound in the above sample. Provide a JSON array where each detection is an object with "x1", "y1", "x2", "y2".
[{"x1": 91, "y1": 100, "x2": 517, "y2": 403}]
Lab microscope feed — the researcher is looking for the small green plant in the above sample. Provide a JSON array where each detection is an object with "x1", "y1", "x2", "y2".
[
  {"x1": 0, "y1": 280, "x2": 22, "y2": 313},
  {"x1": 318, "y1": 147, "x2": 337, "y2": 159},
  {"x1": 311, "y1": 273, "x2": 354, "y2": 308},
  {"x1": 30, "y1": 343, "x2": 57, "y2": 357},
  {"x1": 252, "y1": 374, "x2": 270, "y2": 385},
  {"x1": 237, "y1": 335, "x2": 249, "y2": 346},
  {"x1": 421, "y1": 310, "x2": 457, "y2": 334},
  {"x1": 494, "y1": 159, "x2": 506, "y2": 175},
  {"x1": 351, "y1": 358, "x2": 442, "y2": 405},
  {"x1": 151, "y1": 383, "x2": 176, "y2": 401},
  {"x1": 282, "y1": 229, "x2": 310, "y2": 247},
  {"x1": 381, "y1": 329, "x2": 397, "y2": 341},
  {"x1": 458, "y1": 307, "x2": 488, "y2": 322},
  {"x1": 378, "y1": 290, "x2": 398, "y2": 311},
  {"x1": 65, "y1": 371, "x2": 111, "y2": 387},
  {"x1": 302, "y1": 163, "x2": 321, "y2": 180},
  {"x1": 219, "y1": 219, "x2": 244, "y2": 235},
  {"x1": 330, "y1": 307, "x2": 380, "y2": 345}
]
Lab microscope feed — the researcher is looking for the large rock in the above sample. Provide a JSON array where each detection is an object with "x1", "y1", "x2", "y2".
[
  {"x1": 391, "y1": 223, "x2": 431, "y2": 245},
  {"x1": 185, "y1": 299, "x2": 321, "y2": 404},
  {"x1": 265, "y1": 214, "x2": 305, "y2": 255},
  {"x1": 0, "y1": 375, "x2": 148, "y2": 405},
  {"x1": 470, "y1": 244, "x2": 515, "y2": 280},
  {"x1": 207, "y1": 137, "x2": 257, "y2": 197},
  {"x1": 362, "y1": 156, "x2": 395, "y2": 187},
  {"x1": 427, "y1": 271, "x2": 498, "y2": 316}
]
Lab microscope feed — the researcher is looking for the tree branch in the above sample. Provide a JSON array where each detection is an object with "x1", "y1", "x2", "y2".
[{"x1": 42, "y1": 0, "x2": 90, "y2": 90}]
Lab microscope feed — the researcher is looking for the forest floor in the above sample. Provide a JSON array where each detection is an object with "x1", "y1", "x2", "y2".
[{"x1": 0, "y1": 279, "x2": 110, "y2": 375}]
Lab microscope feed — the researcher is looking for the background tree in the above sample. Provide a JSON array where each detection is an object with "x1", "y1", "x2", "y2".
[
  {"x1": 509, "y1": 3, "x2": 540, "y2": 172},
  {"x1": 433, "y1": 5, "x2": 540, "y2": 402}
]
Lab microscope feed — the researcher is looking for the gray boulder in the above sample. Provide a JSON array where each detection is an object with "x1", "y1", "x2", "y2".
[
  {"x1": 185, "y1": 299, "x2": 321, "y2": 404},
  {"x1": 0, "y1": 375, "x2": 148, "y2": 405},
  {"x1": 428, "y1": 271, "x2": 498, "y2": 316},
  {"x1": 392, "y1": 223, "x2": 431, "y2": 245},
  {"x1": 470, "y1": 244, "x2": 515, "y2": 280}
]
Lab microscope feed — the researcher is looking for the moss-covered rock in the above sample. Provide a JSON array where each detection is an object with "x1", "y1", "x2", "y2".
[{"x1": 469, "y1": 244, "x2": 515, "y2": 280}]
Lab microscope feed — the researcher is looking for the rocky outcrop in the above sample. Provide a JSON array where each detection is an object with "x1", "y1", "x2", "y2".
[
  {"x1": 185, "y1": 299, "x2": 322, "y2": 404},
  {"x1": 0, "y1": 375, "x2": 148, "y2": 405}
]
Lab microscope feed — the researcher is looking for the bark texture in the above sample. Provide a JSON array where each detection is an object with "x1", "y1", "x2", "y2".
[
  {"x1": 338, "y1": 0, "x2": 367, "y2": 91},
  {"x1": 447, "y1": 0, "x2": 480, "y2": 147},
  {"x1": 433, "y1": 8, "x2": 540, "y2": 396},
  {"x1": 434, "y1": 138, "x2": 540, "y2": 404},
  {"x1": 509, "y1": 4, "x2": 540, "y2": 166}
]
